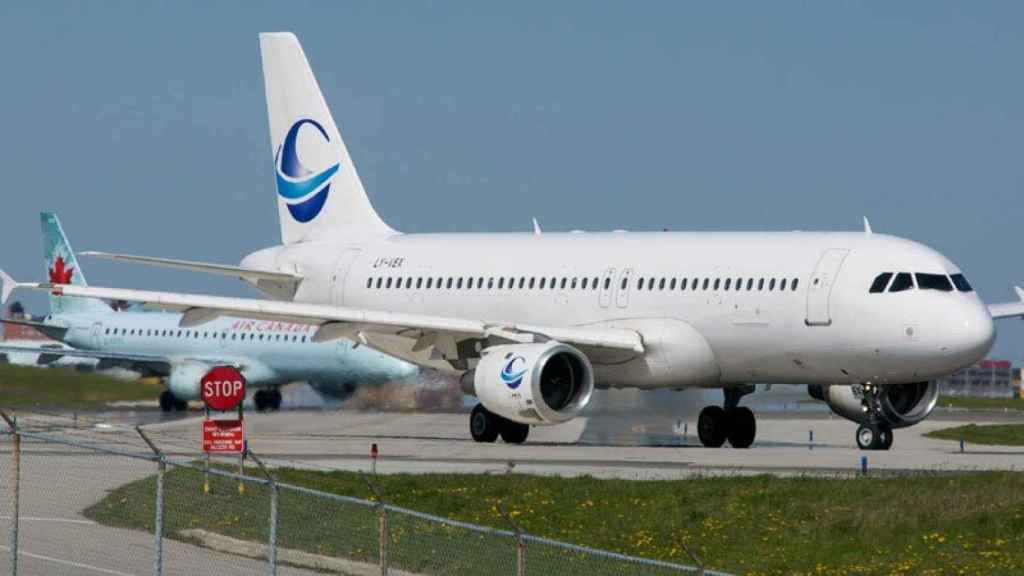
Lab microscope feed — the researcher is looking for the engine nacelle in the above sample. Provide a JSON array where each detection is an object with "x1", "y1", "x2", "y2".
[
  {"x1": 167, "y1": 362, "x2": 209, "y2": 401},
  {"x1": 468, "y1": 341, "x2": 594, "y2": 425},
  {"x1": 809, "y1": 382, "x2": 938, "y2": 429}
]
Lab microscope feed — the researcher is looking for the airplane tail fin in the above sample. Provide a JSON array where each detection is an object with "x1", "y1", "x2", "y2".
[
  {"x1": 40, "y1": 212, "x2": 109, "y2": 315},
  {"x1": 259, "y1": 32, "x2": 395, "y2": 244}
]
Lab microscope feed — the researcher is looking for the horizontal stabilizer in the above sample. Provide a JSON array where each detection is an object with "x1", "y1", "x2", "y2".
[{"x1": 80, "y1": 252, "x2": 301, "y2": 283}]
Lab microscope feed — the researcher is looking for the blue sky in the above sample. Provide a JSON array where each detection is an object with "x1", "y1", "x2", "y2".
[{"x1": 1, "y1": 2, "x2": 1022, "y2": 359}]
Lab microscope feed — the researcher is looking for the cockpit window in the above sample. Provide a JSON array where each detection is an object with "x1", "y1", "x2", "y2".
[
  {"x1": 950, "y1": 273, "x2": 973, "y2": 292},
  {"x1": 888, "y1": 272, "x2": 914, "y2": 293},
  {"x1": 869, "y1": 272, "x2": 893, "y2": 293},
  {"x1": 916, "y1": 273, "x2": 953, "y2": 292}
]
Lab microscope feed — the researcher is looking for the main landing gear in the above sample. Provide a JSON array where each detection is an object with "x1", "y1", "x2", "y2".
[
  {"x1": 158, "y1": 390, "x2": 187, "y2": 412},
  {"x1": 697, "y1": 386, "x2": 757, "y2": 448},
  {"x1": 855, "y1": 383, "x2": 893, "y2": 451},
  {"x1": 470, "y1": 404, "x2": 530, "y2": 444},
  {"x1": 253, "y1": 389, "x2": 283, "y2": 412}
]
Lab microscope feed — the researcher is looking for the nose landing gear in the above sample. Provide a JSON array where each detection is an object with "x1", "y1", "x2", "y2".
[
  {"x1": 697, "y1": 385, "x2": 757, "y2": 448},
  {"x1": 856, "y1": 383, "x2": 894, "y2": 451}
]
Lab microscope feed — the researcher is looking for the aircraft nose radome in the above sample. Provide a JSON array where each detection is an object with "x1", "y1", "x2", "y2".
[{"x1": 943, "y1": 304, "x2": 996, "y2": 364}]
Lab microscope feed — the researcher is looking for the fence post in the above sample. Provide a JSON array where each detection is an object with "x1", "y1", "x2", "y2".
[
  {"x1": 497, "y1": 500, "x2": 526, "y2": 576},
  {"x1": 247, "y1": 450, "x2": 278, "y2": 576},
  {"x1": 1, "y1": 411, "x2": 19, "y2": 576},
  {"x1": 362, "y1": 475, "x2": 388, "y2": 575},
  {"x1": 136, "y1": 427, "x2": 164, "y2": 576}
]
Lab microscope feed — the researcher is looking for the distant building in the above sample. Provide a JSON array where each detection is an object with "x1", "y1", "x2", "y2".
[
  {"x1": 2, "y1": 302, "x2": 49, "y2": 342},
  {"x1": 936, "y1": 359, "x2": 1015, "y2": 398}
]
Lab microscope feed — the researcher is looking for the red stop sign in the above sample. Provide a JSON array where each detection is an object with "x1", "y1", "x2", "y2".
[{"x1": 201, "y1": 366, "x2": 246, "y2": 411}]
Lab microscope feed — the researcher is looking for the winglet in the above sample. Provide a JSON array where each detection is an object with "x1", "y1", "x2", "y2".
[
  {"x1": 1, "y1": 269, "x2": 18, "y2": 305},
  {"x1": 1015, "y1": 286, "x2": 1024, "y2": 302},
  {"x1": 532, "y1": 218, "x2": 542, "y2": 236},
  {"x1": 863, "y1": 217, "x2": 873, "y2": 235}
]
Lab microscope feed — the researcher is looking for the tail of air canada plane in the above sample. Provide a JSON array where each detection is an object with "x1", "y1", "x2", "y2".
[
  {"x1": 40, "y1": 212, "x2": 110, "y2": 315},
  {"x1": 259, "y1": 32, "x2": 395, "y2": 244}
]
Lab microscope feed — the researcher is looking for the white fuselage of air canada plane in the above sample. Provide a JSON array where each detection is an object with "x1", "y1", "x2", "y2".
[{"x1": 23, "y1": 32, "x2": 1023, "y2": 452}]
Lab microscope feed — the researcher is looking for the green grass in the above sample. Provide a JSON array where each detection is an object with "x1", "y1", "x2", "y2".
[
  {"x1": 0, "y1": 363, "x2": 156, "y2": 408},
  {"x1": 938, "y1": 395, "x2": 1024, "y2": 411},
  {"x1": 927, "y1": 423, "x2": 1024, "y2": 446},
  {"x1": 84, "y1": 467, "x2": 1024, "y2": 576}
]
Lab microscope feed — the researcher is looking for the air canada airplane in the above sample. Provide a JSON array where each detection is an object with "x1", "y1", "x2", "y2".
[
  {"x1": 5, "y1": 32, "x2": 1024, "y2": 450},
  {"x1": 0, "y1": 212, "x2": 417, "y2": 411}
]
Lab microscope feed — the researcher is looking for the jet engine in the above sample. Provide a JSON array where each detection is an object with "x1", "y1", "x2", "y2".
[
  {"x1": 465, "y1": 341, "x2": 594, "y2": 425},
  {"x1": 809, "y1": 382, "x2": 938, "y2": 429},
  {"x1": 167, "y1": 362, "x2": 210, "y2": 400}
]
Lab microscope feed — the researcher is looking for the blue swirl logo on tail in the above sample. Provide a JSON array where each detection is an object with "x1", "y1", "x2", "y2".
[
  {"x1": 500, "y1": 355, "x2": 527, "y2": 390},
  {"x1": 275, "y1": 119, "x2": 340, "y2": 223}
]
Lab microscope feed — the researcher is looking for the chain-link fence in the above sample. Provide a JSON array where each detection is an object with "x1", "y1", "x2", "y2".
[{"x1": 0, "y1": 411, "x2": 731, "y2": 576}]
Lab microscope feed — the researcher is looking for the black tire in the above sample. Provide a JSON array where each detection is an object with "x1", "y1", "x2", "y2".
[
  {"x1": 470, "y1": 404, "x2": 500, "y2": 443},
  {"x1": 499, "y1": 420, "x2": 530, "y2": 444},
  {"x1": 253, "y1": 390, "x2": 267, "y2": 412},
  {"x1": 173, "y1": 399, "x2": 187, "y2": 411},
  {"x1": 159, "y1": 390, "x2": 175, "y2": 413},
  {"x1": 879, "y1": 424, "x2": 894, "y2": 451},
  {"x1": 856, "y1": 423, "x2": 890, "y2": 450},
  {"x1": 268, "y1": 390, "x2": 283, "y2": 411},
  {"x1": 726, "y1": 407, "x2": 756, "y2": 449},
  {"x1": 698, "y1": 406, "x2": 728, "y2": 448}
]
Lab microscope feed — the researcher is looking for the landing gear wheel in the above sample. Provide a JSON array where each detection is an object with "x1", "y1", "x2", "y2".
[
  {"x1": 470, "y1": 404, "x2": 500, "y2": 443},
  {"x1": 856, "y1": 423, "x2": 893, "y2": 450},
  {"x1": 159, "y1": 390, "x2": 175, "y2": 413},
  {"x1": 254, "y1": 390, "x2": 268, "y2": 412},
  {"x1": 698, "y1": 406, "x2": 728, "y2": 448},
  {"x1": 173, "y1": 398, "x2": 187, "y2": 411},
  {"x1": 267, "y1": 389, "x2": 283, "y2": 411},
  {"x1": 726, "y1": 407, "x2": 756, "y2": 449},
  {"x1": 880, "y1": 426, "x2": 894, "y2": 450},
  {"x1": 499, "y1": 420, "x2": 530, "y2": 444}
]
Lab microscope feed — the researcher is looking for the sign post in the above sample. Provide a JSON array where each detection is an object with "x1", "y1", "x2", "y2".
[{"x1": 200, "y1": 366, "x2": 247, "y2": 494}]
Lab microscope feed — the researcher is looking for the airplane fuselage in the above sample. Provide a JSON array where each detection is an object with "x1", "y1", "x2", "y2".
[
  {"x1": 246, "y1": 230, "x2": 995, "y2": 390},
  {"x1": 53, "y1": 310, "x2": 417, "y2": 397}
]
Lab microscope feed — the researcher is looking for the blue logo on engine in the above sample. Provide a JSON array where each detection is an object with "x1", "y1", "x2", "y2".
[
  {"x1": 500, "y1": 355, "x2": 527, "y2": 390},
  {"x1": 275, "y1": 118, "x2": 341, "y2": 223}
]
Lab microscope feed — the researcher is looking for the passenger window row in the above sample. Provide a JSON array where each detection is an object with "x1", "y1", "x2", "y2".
[
  {"x1": 366, "y1": 276, "x2": 609, "y2": 291},
  {"x1": 868, "y1": 272, "x2": 972, "y2": 294},
  {"x1": 365, "y1": 274, "x2": 801, "y2": 293},
  {"x1": 634, "y1": 276, "x2": 800, "y2": 293},
  {"x1": 103, "y1": 327, "x2": 309, "y2": 343}
]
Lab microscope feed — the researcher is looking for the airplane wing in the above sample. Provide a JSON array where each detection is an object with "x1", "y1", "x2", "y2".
[
  {"x1": 11, "y1": 279, "x2": 645, "y2": 373},
  {"x1": 79, "y1": 251, "x2": 303, "y2": 299},
  {"x1": 988, "y1": 287, "x2": 1024, "y2": 319}
]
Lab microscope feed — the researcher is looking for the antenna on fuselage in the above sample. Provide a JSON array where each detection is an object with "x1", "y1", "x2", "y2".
[{"x1": 863, "y1": 217, "x2": 873, "y2": 235}]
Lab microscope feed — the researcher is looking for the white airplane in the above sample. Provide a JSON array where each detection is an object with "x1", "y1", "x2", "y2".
[
  {"x1": 5, "y1": 32, "x2": 1024, "y2": 450},
  {"x1": 0, "y1": 212, "x2": 418, "y2": 411}
]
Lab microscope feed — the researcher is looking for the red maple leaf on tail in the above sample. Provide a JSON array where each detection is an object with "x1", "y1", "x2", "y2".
[{"x1": 49, "y1": 256, "x2": 74, "y2": 284}]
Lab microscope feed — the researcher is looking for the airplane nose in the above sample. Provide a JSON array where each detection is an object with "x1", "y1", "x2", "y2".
[{"x1": 941, "y1": 303, "x2": 995, "y2": 364}]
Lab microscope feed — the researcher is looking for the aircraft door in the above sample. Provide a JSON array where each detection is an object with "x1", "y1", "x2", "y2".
[
  {"x1": 615, "y1": 268, "x2": 634, "y2": 308},
  {"x1": 331, "y1": 248, "x2": 364, "y2": 306},
  {"x1": 89, "y1": 322, "x2": 103, "y2": 348},
  {"x1": 805, "y1": 249, "x2": 850, "y2": 326},
  {"x1": 599, "y1": 268, "x2": 616, "y2": 308}
]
